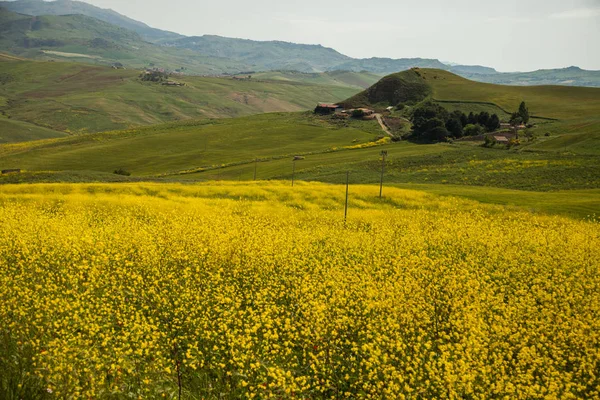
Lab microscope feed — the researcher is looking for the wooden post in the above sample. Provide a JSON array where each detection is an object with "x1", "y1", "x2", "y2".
[
  {"x1": 344, "y1": 171, "x2": 349, "y2": 221},
  {"x1": 253, "y1": 158, "x2": 257, "y2": 181},
  {"x1": 292, "y1": 159, "x2": 296, "y2": 187}
]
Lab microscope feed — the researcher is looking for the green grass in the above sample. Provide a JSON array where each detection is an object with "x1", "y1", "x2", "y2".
[
  {"x1": 345, "y1": 68, "x2": 600, "y2": 154},
  {"x1": 0, "y1": 68, "x2": 597, "y2": 220},
  {"x1": 183, "y1": 143, "x2": 599, "y2": 191},
  {"x1": 0, "y1": 116, "x2": 67, "y2": 143},
  {"x1": 420, "y1": 69, "x2": 600, "y2": 121},
  {"x1": 0, "y1": 113, "x2": 380, "y2": 175},
  {"x1": 434, "y1": 101, "x2": 512, "y2": 120},
  {"x1": 252, "y1": 70, "x2": 382, "y2": 89},
  {"x1": 0, "y1": 59, "x2": 362, "y2": 137},
  {"x1": 0, "y1": 9, "x2": 244, "y2": 74},
  {"x1": 399, "y1": 184, "x2": 600, "y2": 219}
]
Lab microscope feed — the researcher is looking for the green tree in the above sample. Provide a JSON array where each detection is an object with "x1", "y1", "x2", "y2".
[
  {"x1": 467, "y1": 112, "x2": 476, "y2": 125},
  {"x1": 477, "y1": 112, "x2": 490, "y2": 127},
  {"x1": 518, "y1": 101, "x2": 530, "y2": 124},
  {"x1": 464, "y1": 124, "x2": 484, "y2": 137},
  {"x1": 426, "y1": 126, "x2": 450, "y2": 142},
  {"x1": 410, "y1": 102, "x2": 448, "y2": 139},
  {"x1": 486, "y1": 114, "x2": 500, "y2": 132},
  {"x1": 445, "y1": 118, "x2": 464, "y2": 138},
  {"x1": 509, "y1": 112, "x2": 523, "y2": 139}
]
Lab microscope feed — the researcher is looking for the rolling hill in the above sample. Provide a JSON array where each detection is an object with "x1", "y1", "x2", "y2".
[
  {"x1": 342, "y1": 68, "x2": 600, "y2": 153},
  {"x1": 0, "y1": 58, "x2": 363, "y2": 137},
  {"x1": 0, "y1": 115, "x2": 67, "y2": 143},
  {"x1": 0, "y1": 7, "x2": 455, "y2": 75},
  {"x1": 0, "y1": 113, "x2": 383, "y2": 175},
  {"x1": 0, "y1": 69, "x2": 600, "y2": 195},
  {"x1": 0, "y1": 7, "x2": 251, "y2": 74},
  {"x1": 1, "y1": 2, "x2": 599, "y2": 86},
  {"x1": 1, "y1": 69, "x2": 598, "y2": 216},
  {"x1": 250, "y1": 70, "x2": 381, "y2": 89},
  {"x1": 1, "y1": 110, "x2": 598, "y2": 218},
  {"x1": 0, "y1": 0, "x2": 182, "y2": 42},
  {"x1": 2, "y1": 69, "x2": 599, "y2": 176},
  {"x1": 461, "y1": 66, "x2": 600, "y2": 87},
  {"x1": 166, "y1": 35, "x2": 351, "y2": 73}
]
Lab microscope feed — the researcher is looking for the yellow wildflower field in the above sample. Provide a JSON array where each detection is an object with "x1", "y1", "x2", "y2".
[{"x1": 0, "y1": 182, "x2": 598, "y2": 399}]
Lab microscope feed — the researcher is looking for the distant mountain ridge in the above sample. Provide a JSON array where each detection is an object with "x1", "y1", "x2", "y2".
[
  {"x1": 166, "y1": 35, "x2": 351, "y2": 73},
  {"x1": 0, "y1": 0, "x2": 182, "y2": 42},
  {"x1": 461, "y1": 66, "x2": 600, "y2": 87},
  {"x1": 1, "y1": 0, "x2": 599, "y2": 87}
]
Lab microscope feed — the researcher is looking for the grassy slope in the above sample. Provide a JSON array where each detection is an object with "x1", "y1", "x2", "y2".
[
  {"x1": 0, "y1": 60, "x2": 361, "y2": 135},
  {"x1": 343, "y1": 69, "x2": 600, "y2": 154},
  {"x1": 252, "y1": 70, "x2": 382, "y2": 89},
  {"x1": 0, "y1": 113, "x2": 381, "y2": 175},
  {"x1": 420, "y1": 69, "x2": 600, "y2": 155},
  {"x1": 0, "y1": 9, "x2": 246, "y2": 74},
  {"x1": 420, "y1": 69, "x2": 600, "y2": 121},
  {"x1": 0, "y1": 0, "x2": 183, "y2": 43},
  {"x1": 401, "y1": 184, "x2": 600, "y2": 219},
  {"x1": 1, "y1": 69, "x2": 598, "y2": 217},
  {"x1": 0, "y1": 116, "x2": 67, "y2": 143}
]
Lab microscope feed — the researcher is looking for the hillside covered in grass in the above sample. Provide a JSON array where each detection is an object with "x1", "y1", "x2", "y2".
[
  {"x1": 1, "y1": 69, "x2": 598, "y2": 216},
  {"x1": 0, "y1": 7, "x2": 243, "y2": 74},
  {"x1": 0, "y1": 59, "x2": 362, "y2": 137},
  {"x1": 0, "y1": 0, "x2": 182, "y2": 42},
  {"x1": 342, "y1": 68, "x2": 600, "y2": 154},
  {"x1": 251, "y1": 70, "x2": 381, "y2": 90},
  {"x1": 0, "y1": 113, "x2": 383, "y2": 175}
]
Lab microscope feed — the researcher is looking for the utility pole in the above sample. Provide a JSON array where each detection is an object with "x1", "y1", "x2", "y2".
[
  {"x1": 379, "y1": 150, "x2": 388, "y2": 199},
  {"x1": 344, "y1": 171, "x2": 350, "y2": 221},
  {"x1": 254, "y1": 158, "x2": 258, "y2": 181}
]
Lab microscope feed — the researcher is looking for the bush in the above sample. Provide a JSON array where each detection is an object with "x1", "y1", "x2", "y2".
[
  {"x1": 114, "y1": 168, "x2": 131, "y2": 176},
  {"x1": 426, "y1": 126, "x2": 450, "y2": 142},
  {"x1": 446, "y1": 118, "x2": 464, "y2": 138},
  {"x1": 464, "y1": 124, "x2": 484, "y2": 137},
  {"x1": 352, "y1": 109, "x2": 365, "y2": 118},
  {"x1": 484, "y1": 135, "x2": 496, "y2": 147}
]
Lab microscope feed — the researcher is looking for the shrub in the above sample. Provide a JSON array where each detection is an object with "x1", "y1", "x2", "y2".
[
  {"x1": 351, "y1": 109, "x2": 365, "y2": 118},
  {"x1": 464, "y1": 124, "x2": 484, "y2": 137},
  {"x1": 484, "y1": 135, "x2": 496, "y2": 147},
  {"x1": 113, "y1": 168, "x2": 131, "y2": 176}
]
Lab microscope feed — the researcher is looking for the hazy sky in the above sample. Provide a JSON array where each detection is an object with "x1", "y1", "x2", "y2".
[{"x1": 77, "y1": 0, "x2": 599, "y2": 71}]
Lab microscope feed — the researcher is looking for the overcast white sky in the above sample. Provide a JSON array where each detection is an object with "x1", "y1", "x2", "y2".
[{"x1": 74, "y1": 0, "x2": 600, "y2": 71}]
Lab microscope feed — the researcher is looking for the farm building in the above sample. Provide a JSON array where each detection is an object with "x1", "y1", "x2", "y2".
[
  {"x1": 315, "y1": 103, "x2": 343, "y2": 114},
  {"x1": 494, "y1": 135, "x2": 510, "y2": 144}
]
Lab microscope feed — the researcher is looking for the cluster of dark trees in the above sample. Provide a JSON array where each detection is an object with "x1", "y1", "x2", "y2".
[
  {"x1": 139, "y1": 70, "x2": 169, "y2": 82},
  {"x1": 410, "y1": 102, "x2": 501, "y2": 142}
]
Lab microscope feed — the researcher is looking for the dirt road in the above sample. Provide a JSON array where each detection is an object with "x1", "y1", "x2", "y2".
[{"x1": 375, "y1": 114, "x2": 393, "y2": 137}]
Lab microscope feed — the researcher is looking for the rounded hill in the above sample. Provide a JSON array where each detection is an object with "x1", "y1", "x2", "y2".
[{"x1": 340, "y1": 68, "x2": 433, "y2": 109}]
